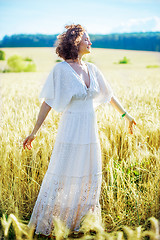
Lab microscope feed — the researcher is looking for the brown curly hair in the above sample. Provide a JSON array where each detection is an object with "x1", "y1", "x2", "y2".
[{"x1": 55, "y1": 24, "x2": 86, "y2": 60}]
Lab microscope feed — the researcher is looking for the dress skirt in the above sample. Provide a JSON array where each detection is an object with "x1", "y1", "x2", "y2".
[{"x1": 28, "y1": 97, "x2": 103, "y2": 236}]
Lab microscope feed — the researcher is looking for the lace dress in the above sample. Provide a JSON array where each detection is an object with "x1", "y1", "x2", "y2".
[{"x1": 28, "y1": 61, "x2": 114, "y2": 236}]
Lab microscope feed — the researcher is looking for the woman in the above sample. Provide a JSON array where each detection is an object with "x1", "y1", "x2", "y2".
[{"x1": 23, "y1": 24, "x2": 136, "y2": 237}]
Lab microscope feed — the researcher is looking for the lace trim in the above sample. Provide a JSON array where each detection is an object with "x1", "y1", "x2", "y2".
[
  {"x1": 28, "y1": 173, "x2": 102, "y2": 235},
  {"x1": 30, "y1": 203, "x2": 101, "y2": 236}
]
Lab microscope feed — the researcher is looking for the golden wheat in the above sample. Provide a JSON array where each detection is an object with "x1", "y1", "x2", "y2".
[
  {"x1": 0, "y1": 47, "x2": 160, "y2": 239},
  {"x1": 1, "y1": 213, "x2": 160, "y2": 239}
]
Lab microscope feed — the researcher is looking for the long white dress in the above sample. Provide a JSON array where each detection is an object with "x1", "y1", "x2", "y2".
[{"x1": 28, "y1": 61, "x2": 114, "y2": 236}]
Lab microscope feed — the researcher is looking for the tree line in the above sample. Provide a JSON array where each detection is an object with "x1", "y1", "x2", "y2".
[{"x1": 0, "y1": 32, "x2": 160, "y2": 51}]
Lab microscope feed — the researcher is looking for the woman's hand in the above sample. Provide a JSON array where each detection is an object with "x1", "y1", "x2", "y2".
[
  {"x1": 23, "y1": 134, "x2": 36, "y2": 150},
  {"x1": 127, "y1": 118, "x2": 137, "y2": 134}
]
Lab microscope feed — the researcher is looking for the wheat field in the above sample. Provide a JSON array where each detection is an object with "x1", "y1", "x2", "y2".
[{"x1": 0, "y1": 47, "x2": 160, "y2": 239}]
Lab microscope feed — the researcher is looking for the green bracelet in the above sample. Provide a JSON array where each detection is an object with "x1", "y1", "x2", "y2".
[{"x1": 121, "y1": 111, "x2": 127, "y2": 119}]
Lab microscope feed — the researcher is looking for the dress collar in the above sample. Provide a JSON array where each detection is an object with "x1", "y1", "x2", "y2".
[{"x1": 64, "y1": 61, "x2": 92, "y2": 90}]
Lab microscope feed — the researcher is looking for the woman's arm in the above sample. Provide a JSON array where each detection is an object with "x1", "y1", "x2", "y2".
[
  {"x1": 30, "y1": 101, "x2": 51, "y2": 136},
  {"x1": 23, "y1": 101, "x2": 51, "y2": 149},
  {"x1": 110, "y1": 96, "x2": 136, "y2": 134},
  {"x1": 110, "y1": 96, "x2": 133, "y2": 121}
]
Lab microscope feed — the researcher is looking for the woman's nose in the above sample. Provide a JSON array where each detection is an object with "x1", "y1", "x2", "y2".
[{"x1": 89, "y1": 41, "x2": 92, "y2": 45}]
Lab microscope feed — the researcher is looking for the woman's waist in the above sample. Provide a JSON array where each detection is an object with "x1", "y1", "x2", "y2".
[{"x1": 64, "y1": 98, "x2": 94, "y2": 113}]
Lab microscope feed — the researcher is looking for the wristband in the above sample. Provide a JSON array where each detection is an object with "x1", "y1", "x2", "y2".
[{"x1": 121, "y1": 111, "x2": 127, "y2": 120}]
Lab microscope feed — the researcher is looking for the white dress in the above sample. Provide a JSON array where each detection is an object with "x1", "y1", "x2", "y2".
[{"x1": 28, "y1": 61, "x2": 114, "y2": 236}]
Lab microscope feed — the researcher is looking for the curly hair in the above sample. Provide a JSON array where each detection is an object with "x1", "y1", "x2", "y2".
[{"x1": 55, "y1": 24, "x2": 86, "y2": 60}]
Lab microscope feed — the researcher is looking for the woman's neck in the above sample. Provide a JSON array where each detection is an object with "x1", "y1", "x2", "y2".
[{"x1": 66, "y1": 56, "x2": 83, "y2": 65}]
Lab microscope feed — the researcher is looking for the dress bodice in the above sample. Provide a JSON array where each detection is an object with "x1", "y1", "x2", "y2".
[{"x1": 39, "y1": 61, "x2": 114, "y2": 112}]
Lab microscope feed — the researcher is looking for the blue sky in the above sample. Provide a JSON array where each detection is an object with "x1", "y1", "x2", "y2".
[{"x1": 0, "y1": 0, "x2": 160, "y2": 40}]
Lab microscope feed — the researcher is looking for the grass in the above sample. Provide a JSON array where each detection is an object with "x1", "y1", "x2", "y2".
[
  {"x1": 0, "y1": 47, "x2": 160, "y2": 239},
  {"x1": 146, "y1": 65, "x2": 160, "y2": 68}
]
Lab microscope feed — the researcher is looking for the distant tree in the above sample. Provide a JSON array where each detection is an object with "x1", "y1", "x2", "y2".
[
  {"x1": 0, "y1": 50, "x2": 5, "y2": 60},
  {"x1": 0, "y1": 32, "x2": 160, "y2": 52}
]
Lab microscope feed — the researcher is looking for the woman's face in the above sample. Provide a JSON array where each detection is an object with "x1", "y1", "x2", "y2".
[{"x1": 78, "y1": 31, "x2": 92, "y2": 55}]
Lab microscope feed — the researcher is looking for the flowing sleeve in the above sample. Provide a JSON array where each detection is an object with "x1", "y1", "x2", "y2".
[
  {"x1": 39, "y1": 63, "x2": 73, "y2": 112},
  {"x1": 93, "y1": 64, "x2": 115, "y2": 109}
]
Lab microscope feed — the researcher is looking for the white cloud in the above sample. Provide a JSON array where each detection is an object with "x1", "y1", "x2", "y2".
[
  {"x1": 111, "y1": 16, "x2": 160, "y2": 33},
  {"x1": 152, "y1": 16, "x2": 160, "y2": 31}
]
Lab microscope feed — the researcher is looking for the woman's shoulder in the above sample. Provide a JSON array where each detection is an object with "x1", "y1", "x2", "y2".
[
  {"x1": 49, "y1": 61, "x2": 70, "y2": 76},
  {"x1": 86, "y1": 62, "x2": 98, "y2": 72},
  {"x1": 52, "y1": 61, "x2": 66, "y2": 70}
]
